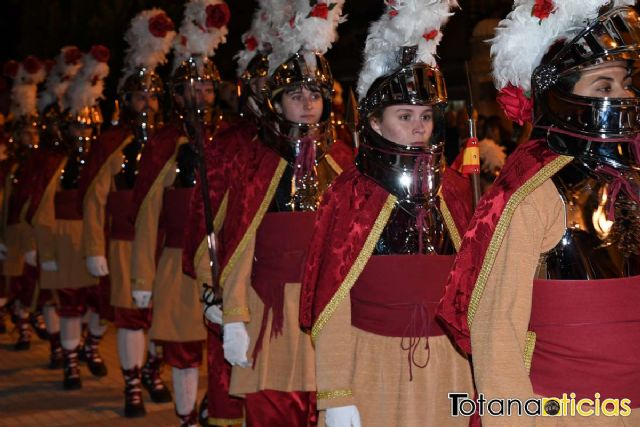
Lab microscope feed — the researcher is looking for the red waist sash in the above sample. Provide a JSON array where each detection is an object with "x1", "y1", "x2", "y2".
[
  {"x1": 529, "y1": 276, "x2": 640, "y2": 407},
  {"x1": 54, "y1": 190, "x2": 82, "y2": 220},
  {"x1": 251, "y1": 211, "x2": 316, "y2": 362},
  {"x1": 161, "y1": 187, "x2": 193, "y2": 249},
  {"x1": 106, "y1": 190, "x2": 135, "y2": 241},
  {"x1": 351, "y1": 254, "x2": 453, "y2": 338}
]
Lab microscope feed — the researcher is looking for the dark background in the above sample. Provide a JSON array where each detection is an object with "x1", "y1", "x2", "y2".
[{"x1": 0, "y1": 0, "x2": 513, "y2": 108}]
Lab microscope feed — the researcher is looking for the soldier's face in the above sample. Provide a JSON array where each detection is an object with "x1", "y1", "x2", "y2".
[
  {"x1": 176, "y1": 81, "x2": 216, "y2": 109},
  {"x1": 572, "y1": 62, "x2": 636, "y2": 99},
  {"x1": 276, "y1": 86, "x2": 323, "y2": 124},
  {"x1": 370, "y1": 105, "x2": 434, "y2": 147},
  {"x1": 19, "y1": 127, "x2": 39, "y2": 147},
  {"x1": 128, "y1": 92, "x2": 160, "y2": 114}
]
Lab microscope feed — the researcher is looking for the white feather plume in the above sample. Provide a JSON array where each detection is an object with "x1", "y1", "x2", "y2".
[
  {"x1": 267, "y1": 0, "x2": 346, "y2": 75},
  {"x1": 10, "y1": 58, "x2": 46, "y2": 119},
  {"x1": 66, "y1": 51, "x2": 110, "y2": 115},
  {"x1": 490, "y1": 0, "x2": 635, "y2": 92},
  {"x1": 235, "y1": 1, "x2": 278, "y2": 76},
  {"x1": 479, "y1": 138, "x2": 507, "y2": 173},
  {"x1": 172, "y1": 0, "x2": 230, "y2": 70},
  {"x1": 120, "y1": 9, "x2": 176, "y2": 89},
  {"x1": 356, "y1": 0, "x2": 458, "y2": 100},
  {"x1": 38, "y1": 46, "x2": 83, "y2": 113}
]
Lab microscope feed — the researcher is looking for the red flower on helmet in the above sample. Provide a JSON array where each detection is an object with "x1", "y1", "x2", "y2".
[
  {"x1": 90, "y1": 45, "x2": 110, "y2": 63},
  {"x1": 149, "y1": 12, "x2": 174, "y2": 38},
  {"x1": 532, "y1": 0, "x2": 555, "y2": 21},
  {"x1": 423, "y1": 30, "x2": 439, "y2": 41},
  {"x1": 389, "y1": 10, "x2": 398, "y2": 17},
  {"x1": 206, "y1": 3, "x2": 230, "y2": 29},
  {"x1": 497, "y1": 84, "x2": 533, "y2": 126},
  {"x1": 310, "y1": 3, "x2": 329, "y2": 19},
  {"x1": 64, "y1": 47, "x2": 82, "y2": 65},
  {"x1": 23, "y1": 56, "x2": 42, "y2": 75},
  {"x1": 245, "y1": 36, "x2": 258, "y2": 51},
  {"x1": 3, "y1": 60, "x2": 19, "y2": 78},
  {"x1": 43, "y1": 59, "x2": 55, "y2": 73}
]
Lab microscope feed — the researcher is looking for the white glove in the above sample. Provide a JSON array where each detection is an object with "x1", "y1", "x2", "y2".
[
  {"x1": 223, "y1": 322, "x2": 251, "y2": 367},
  {"x1": 325, "y1": 405, "x2": 362, "y2": 427},
  {"x1": 40, "y1": 260, "x2": 59, "y2": 272},
  {"x1": 24, "y1": 250, "x2": 37, "y2": 267},
  {"x1": 204, "y1": 304, "x2": 223, "y2": 325},
  {"x1": 132, "y1": 290, "x2": 152, "y2": 308},
  {"x1": 86, "y1": 255, "x2": 109, "y2": 277},
  {"x1": 0, "y1": 243, "x2": 7, "y2": 261}
]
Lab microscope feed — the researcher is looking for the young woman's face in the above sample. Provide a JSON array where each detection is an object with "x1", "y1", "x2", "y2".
[
  {"x1": 276, "y1": 86, "x2": 323, "y2": 124},
  {"x1": 572, "y1": 62, "x2": 635, "y2": 98},
  {"x1": 370, "y1": 105, "x2": 434, "y2": 147}
]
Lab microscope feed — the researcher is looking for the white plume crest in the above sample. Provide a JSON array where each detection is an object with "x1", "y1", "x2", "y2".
[
  {"x1": 267, "y1": 0, "x2": 346, "y2": 76},
  {"x1": 120, "y1": 9, "x2": 176, "y2": 89},
  {"x1": 38, "y1": 46, "x2": 83, "y2": 113},
  {"x1": 66, "y1": 50, "x2": 110, "y2": 115},
  {"x1": 10, "y1": 58, "x2": 46, "y2": 119},
  {"x1": 479, "y1": 138, "x2": 507, "y2": 173},
  {"x1": 356, "y1": 0, "x2": 458, "y2": 100},
  {"x1": 490, "y1": 0, "x2": 635, "y2": 92},
  {"x1": 235, "y1": 0, "x2": 281, "y2": 76},
  {"x1": 172, "y1": 0, "x2": 230, "y2": 70}
]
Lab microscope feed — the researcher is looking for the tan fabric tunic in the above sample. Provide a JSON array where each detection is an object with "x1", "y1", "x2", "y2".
[
  {"x1": 471, "y1": 179, "x2": 640, "y2": 426},
  {"x1": 130, "y1": 152, "x2": 205, "y2": 343},
  {"x1": 314, "y1": 266, "x2": 474, "y2": 427},
  {"x1": 222, "y1": 234, "x2": 316, "y2": 396},
  {"x1": 32, "y1": 161, "x2": 96, "y2": 289},
  {"x1": 82, "y1": 139, "x2": 133, "y2": 308}
]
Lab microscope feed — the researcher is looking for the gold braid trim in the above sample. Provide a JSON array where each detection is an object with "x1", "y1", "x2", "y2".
[
  {"x1": 467, "y1": 155, "x2": 573, "y2": 328},
  {"x1": 208, "y1": 417, "x2": 244, "y2": 426},
  {"x1": 440, "y1": 196, "x2": 461, "y2": 252},
  {"x1": 134, "y1": 137, "x2": 187, "y2": 233},
  {"x1": 317, "y1": 389, "x2": 353, "y2": 400},
  {"x1": 82, "y1": 134, "x2": 134, "y2": 209},
  {"x1": 324, "y1": 154, "x2": 343, "y2": 175},
  {"x1": 30, "y1": 159, "x2": 66, "y2": 224},
  {"x1": 194, "y1": 189, "x2": 229, "y2": 278},
  {"x1": 311, "y1": 194, "x2": 397, "y2": 341},
  {"x1": 220, "y1": 158, "x2": 287, "y2": 287},
  {"x1": 223, "y1": 306, "x2": 250, "y2": 316},
  {"x1": 523, "y1": 331, "x2": 537, "y2": 373}
]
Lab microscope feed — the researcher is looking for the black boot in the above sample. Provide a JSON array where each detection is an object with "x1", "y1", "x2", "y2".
[
  {"x1": 122, "y1": 366, "x2": 146, "y2": 418},
  {"x1": 141, "y1": 352, "x2": 172, "y2": 403},
  {"x1": 62, "y1": 348, "x2": 82, "y2": 390},
  {"x1": 29, "y1": 310, "x2": 49, "y2": 341},
  {"x1": 49, "y1": 332, "x2": 63, "y2": 369},
  {"x1": 82, "y1": 334, "x2": 107, "y2": 377},
  {"x1": 13, "y1": 317, "x2": 31, "y2": 351},
  {"x1": 198, "y1": 394, "x2": 208, "y2": 427},
  {"x1": 177, "y1": 406, "x2": 198, "y2": 427}
]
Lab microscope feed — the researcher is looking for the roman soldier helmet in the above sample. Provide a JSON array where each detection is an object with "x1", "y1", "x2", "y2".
[
  {"x1": 119, "y1": 9, "x2": 176, "y2": 139},
  {"x1": 234, "y1": 0, "x2": 277, "y2": 120},
  {"x1": 261, "y1": 0, "x2": 346, "y2": 154},
  {"x1": 491, "y1": 0, "x2": 639, "y2": 168},
  {"x1": 171, "y1": 0, "x2": 230, "y2": 124},
  {"x1": 7, "y1": 56, "x2": 46, "y2": 146},
  {"x1": 64, "y1": 45, "x2": 110, "y2": 131},
  {"x1": 37, "y1": 46, "x2": 83, "y2": 148}
]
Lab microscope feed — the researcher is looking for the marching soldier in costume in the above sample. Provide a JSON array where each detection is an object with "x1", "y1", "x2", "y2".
[
  {"x1": 32, "y1": 46, "x2": 85, "y2": 369},
  {"x1": 300, "y1": 1, "x2": 474, "y2": 425},
  {"x1": 2, "y1": 57, "x2": 46, "y2": 351},
  {"x1": 79, "y1": 10, "x2": 175, "y2": 417},
  {"x1": 438, "y1": 1, "x2": 640, "y2": 424},
  {"x1": 29, "y1": 46, "x2": 110, "y2": 390},
  {"x1": 219, "y1": 1, "x2": 353, "y2": 425},
  {"x1": 181, "y1": 1, "x2": 278, "y2": 425},
  {"x1": 129, "y1": 2, "x2": 228, "y2": 425}
]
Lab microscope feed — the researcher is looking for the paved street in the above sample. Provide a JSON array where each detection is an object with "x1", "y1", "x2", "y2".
[{"x1": 0, "y1": 323, "x2": 207, "y2": 426}]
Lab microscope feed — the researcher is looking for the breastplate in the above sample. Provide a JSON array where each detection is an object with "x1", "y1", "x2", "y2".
[
  {"x1": 536, "y1": 159, "x2": 640, "y2": 279},
  {"x1": 114, "y1": 139, "x2": 144, "y2": 190},
  {"x1": 60, "y1": 141, "x2": 90, "y2": 190},
  {"x1": 172, "y1": 143, "x2": 199, "y2": 189}
]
